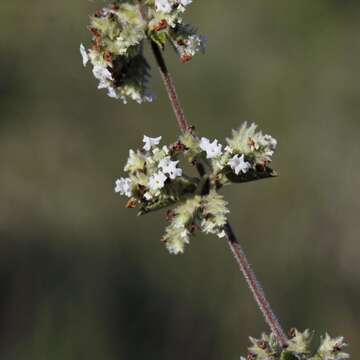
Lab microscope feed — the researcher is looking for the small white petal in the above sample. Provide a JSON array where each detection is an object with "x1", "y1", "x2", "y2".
[
  {"x1": 200, "y1": 137, "x2": 223, "y2": 159},
  {"x1": 228, "y1": 154, "x2": 251, "y2": 175},
  {"x1": 92, "y1": 64, "x2": 113, "y2": 82},
  {"x1": 80, "y1": 44, "x2": 89, "y2": 67},
  {"x1": 179, "y1": 0, "x2": 192, "y2": 6},
  {"x1": 144, "y1": 192, "x2": 153, "y2": 201},
  {"x1": 158, "y1": 156, "x2": 183, "y2": 180},
  {"x1": 155, "y1": 0, "x2": 172, "y2": 13},
  {"x1": 143, "y1": 135, "x2": 162, "y2": 151},
  {"x1": 115, "y1": 177, "x2": 132, "y2": 197},
  {"x1": 148, "y1": 172, "x2": 167, "y2": 191},
  {"x1": 107, "y1": 87, "x2": 118, "y2": 99}
]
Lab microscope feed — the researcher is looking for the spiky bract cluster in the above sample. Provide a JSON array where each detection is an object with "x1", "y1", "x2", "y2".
[
  {"x1": 80, "y1": 0, "x2": 205, "y2": 103},
  {"x1": 115, "y1": 123, "x2": 277, "y2": 254},
  {"x1": 181, "y1": 122, "x2": 278, "y2": 187},
  {"x1": 241, "y1": 329, "x2": 349, "y2": 360}
]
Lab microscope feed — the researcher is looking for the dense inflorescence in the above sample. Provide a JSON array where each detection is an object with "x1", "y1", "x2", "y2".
[
  {"x1": 114, "y1": 123, "x2": 277, "y2": 254},
  {"x1": 240, "y1": 329, "x2": 349, "y2": 360},
  {"x1": 80, "y1": 0, "x2": 205, "y2": 103}
]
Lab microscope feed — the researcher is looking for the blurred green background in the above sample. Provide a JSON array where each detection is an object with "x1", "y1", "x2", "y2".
[{"x1": 1, "y1": 0, "x2": 360, "y2": 359}]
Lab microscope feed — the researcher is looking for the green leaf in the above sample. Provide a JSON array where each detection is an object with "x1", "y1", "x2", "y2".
[
  {"x1": 224, "y1": 166, "x2": 278, "y2": 184},
  {"x1": 137, "y1": 196, "x2": 179, "y2": 216}
]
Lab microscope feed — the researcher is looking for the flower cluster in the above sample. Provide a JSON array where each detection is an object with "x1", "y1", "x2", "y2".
[
  {"x1": 114, "y1": 123, "x2": 277, "y2": 254},
  {"x1": 162, "y1": 190, "x2": 229, "y2": 254},
  {"x1": 80, "y1": 0, "x2": 205, "y2": 103},
  {"x1": 146, "y1": 0, "x2": 206, "y2": 62},
  {"x1": 115, "y1": 135, "x2": 186, "y2": 203},
  {"x1": 180, "y1": 122, "x2": 278, "y2": 187},
  {"x1": 241, "y1": 329, "x2": 349, "y2": 360}
]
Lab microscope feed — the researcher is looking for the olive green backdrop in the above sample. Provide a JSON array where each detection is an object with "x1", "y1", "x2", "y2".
[{"x1": 0, "y1": 1, "x2": 359, "y2": 359}]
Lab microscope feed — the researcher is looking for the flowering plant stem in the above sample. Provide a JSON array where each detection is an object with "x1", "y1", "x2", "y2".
[{"x1": 150, "y1": 40, "x2": 288, "y2": 348}]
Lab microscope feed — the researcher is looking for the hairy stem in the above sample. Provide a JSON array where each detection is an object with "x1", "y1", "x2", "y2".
[
  {"x1": 151, "y1": 41, "x2": 190, "y2": 133},
  {"x1": 150, "y1": 40, "x2": 288, "y2": 347},
  {"x1": 224, "y1": 223, "x2": 288, "y2": 347}
]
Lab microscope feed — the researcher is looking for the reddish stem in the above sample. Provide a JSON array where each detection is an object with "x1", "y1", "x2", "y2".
[
  {"x1": 151, "y1": 41, "x2": 288, "y2": 347},
  {"x1": 224, "y1": 223, "x2": 288, "y2": 347},
  {"x1": 150, "y1": 41, "x2": 190, "y2": 133}
]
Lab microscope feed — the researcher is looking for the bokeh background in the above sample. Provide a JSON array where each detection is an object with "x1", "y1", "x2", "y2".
[{"x1": 1, "y1": 0, "x2": 360, "y2": 359}]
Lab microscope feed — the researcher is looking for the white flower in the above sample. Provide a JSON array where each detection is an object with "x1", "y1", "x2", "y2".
[
  {"x1": 184, "y1": 35, "x2": 202, "y2": 56},
  {"x1": 318, "y1": 334, "x2": 349, "y2": 360},
  {"x1": 200, "y1": 137, "x2": 223, "y2": 159},
  {"x1": 144, "y1": 192, "x2": 153, "y2": 201},
  {"x1": 179, "y1": 0, "x2": 192, "y2": 6},
  {"x1": 228, "y1": 154, "x2": 251, "y2": 175},
  {"x1": 143, "y1": 135, "x2": 162, "y2": 152},
  {"x1": 80, "y1": 44, "x2": 89, "y2": 67},
  {"x1": 115, "y1": 177, "x2": 132, "y2": 197},
  {"x1": 263, "y1": 134, "x2": 277, "y2": 150},
  {"x1": 92, "y1": 63, "x2": 114, "y2": 99},
  {"x1": 155, "y1": 0, "x2": 172, "y2": 13},
  {"x1": 93, "y1": 64, "x2": 113, "y2": 83},
  {"x1": 217, "y1": 230, "x2": 226, "y2": 238},
  {"x1": 148, "y1": 172, "x2": 167, "y2": 191},
  {"x1": 107, "y1": 87, "x2": 118, "y2": 99},
  {"x1": 158, "y1": 156, "x2": 183, "y2": 180}
]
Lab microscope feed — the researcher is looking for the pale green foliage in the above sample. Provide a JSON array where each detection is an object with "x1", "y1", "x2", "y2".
[
  {"x1": 90, "y1": 4, "x2": 146, "y2": 54},
  {"x1": 179, "y1": 131, "x2": 202, "y2": 163},
  {"x1": 124, "y1": 149, "x2": 146, "y2": 172},
  {"x1": 81, "y1": 0, "x2": 205, "y2": 102},
  {"x1": 248, "y1": 332, "x2": 281, "y2": 359},
  {"x1": 115, "y1": 123, "x2": 277, "y2": 254},
  {"x1": 241, "y1": 330, "x2": 349, "y2": 360},
  {"x1": 226, "y1": 122, "x2": 277, "y2": 166},
  {"x1": 318, "y1": 334, "x2": 349, "y2": 360},
  {"x1": 200, "y1": 190, "x2": 229, "y2": 235},
  {"x1": 82, "y1": 3, "x2": 152, "y2": 103},
  {"x1": 145, "y1": 0, "x2": 205, "y2": 61},
  {"x1": 162, "y1": 191, "x2": 228, "y2": 254},
  {"x1": 162, "y1": 196, "x2": 201, "y2": 254},
  {"x1": 287, "y1": 329, "x2": 313, "y2": 355},
  {"x1": 180, "y1": 122, "x2": 277, "y2": 187}
]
